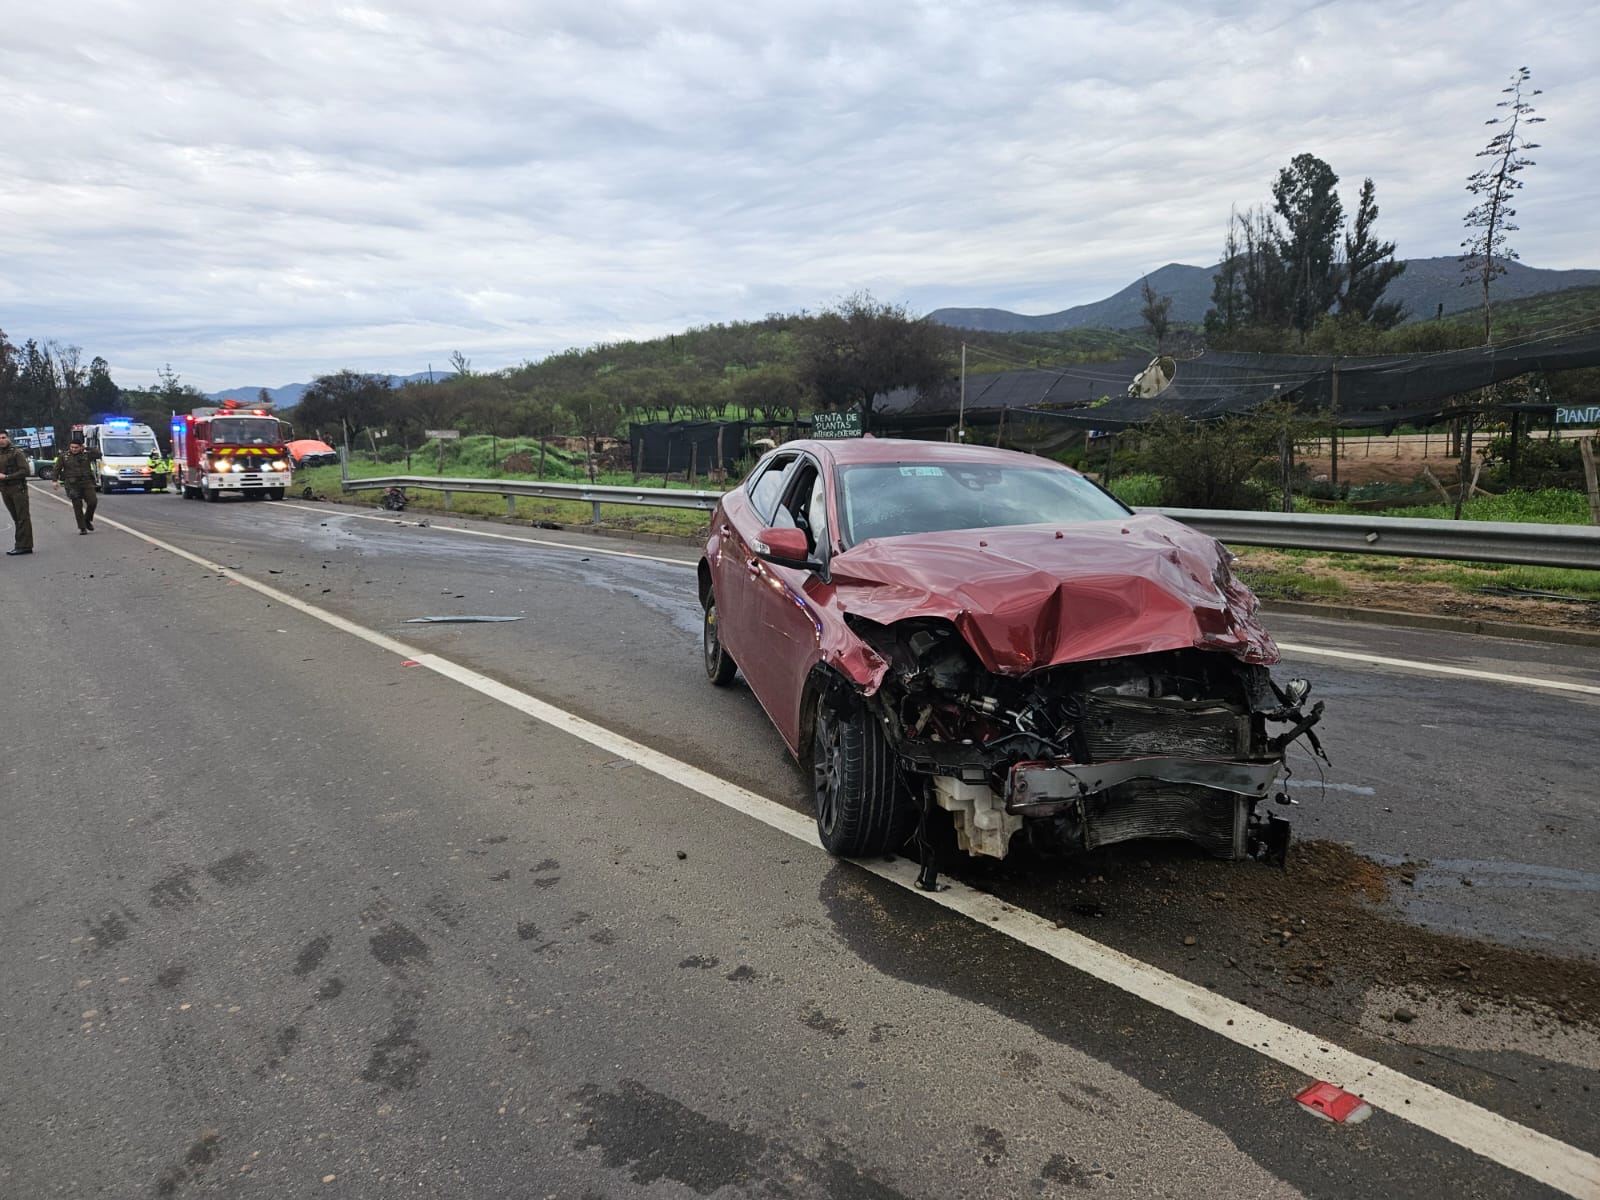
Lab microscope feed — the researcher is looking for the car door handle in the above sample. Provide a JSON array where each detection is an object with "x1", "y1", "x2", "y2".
[{"x1": 746, "y1": 558, "x2": 762, "y2": 576}]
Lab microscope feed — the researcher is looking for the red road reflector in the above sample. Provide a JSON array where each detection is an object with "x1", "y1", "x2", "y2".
[{"x1": 1295, "y1": 1081, "x2": 1372, "y2": 1124}]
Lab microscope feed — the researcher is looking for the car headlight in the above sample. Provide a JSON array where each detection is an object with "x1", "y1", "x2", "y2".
[{"x1": 209, "y1": 459, "x2": 232, "y2": 473}]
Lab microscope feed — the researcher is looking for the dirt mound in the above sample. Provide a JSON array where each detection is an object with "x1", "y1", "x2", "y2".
[{"x1": 969, "y1": 839, "x2": 1598, "y2": 1029}]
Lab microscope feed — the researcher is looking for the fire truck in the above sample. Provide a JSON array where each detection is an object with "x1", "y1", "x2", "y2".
[{"x1": 172, "y1": 400, "x2": 292, "y2": 501}]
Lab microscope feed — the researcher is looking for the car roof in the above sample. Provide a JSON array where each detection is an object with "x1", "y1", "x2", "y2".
[{"x1": 777, "y1": 437, "x2": 1071, "y2": 471}]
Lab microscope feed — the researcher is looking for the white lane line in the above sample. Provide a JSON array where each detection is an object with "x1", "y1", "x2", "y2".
[
  {"x1": 274, "y1": 500, "x2": 694, "y2": 567},
  {"x1": 89, "y1": 509, "x2": 1600, "y2": 1200},
  {"x1": 1277, "y1": 641, "x2": 1600, "y2": 697}
]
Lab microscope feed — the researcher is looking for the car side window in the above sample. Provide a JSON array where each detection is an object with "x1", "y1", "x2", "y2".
[
  {"x1": 746, "y1": 453, "x2": 798, "y2": 524},
  {"x1": 775, "y1": 462, "x2": 829, "y2": 556}
]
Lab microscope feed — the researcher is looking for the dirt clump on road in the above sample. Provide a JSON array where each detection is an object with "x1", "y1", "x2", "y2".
[{"x1": 974, "y1": 839, "x2": 1599, "y2": 1032}]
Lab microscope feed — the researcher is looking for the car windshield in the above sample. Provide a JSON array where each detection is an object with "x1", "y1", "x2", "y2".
[
  {"x1": 103, "y1": 437, "x2": 156, "y2": 457},
  {"x1": 211, "y1": 418, "x2": 280, "y2": 445},
  {"x1": 837, "y1": 461, "x2": 1129, "y2": 546}
]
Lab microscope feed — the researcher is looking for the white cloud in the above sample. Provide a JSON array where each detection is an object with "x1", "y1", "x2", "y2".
[{"x1": 0, "y1": 0, "x2": 1593, "y2": 389}]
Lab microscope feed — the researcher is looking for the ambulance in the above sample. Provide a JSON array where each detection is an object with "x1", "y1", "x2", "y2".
[{"x1": 82, "y1": 420, "x2": 165, "y2": 492}]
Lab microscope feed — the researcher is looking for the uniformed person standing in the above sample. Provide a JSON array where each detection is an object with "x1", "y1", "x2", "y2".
[
  {"x1": 0, "y1": 429, "x2": 34, "y2": 555},
  {"x1": 147, "y1": 448, "x2": 171, "y2": 492},
  {"x1": 55, "y1": 432, "x2": 100, "y2": 534}
]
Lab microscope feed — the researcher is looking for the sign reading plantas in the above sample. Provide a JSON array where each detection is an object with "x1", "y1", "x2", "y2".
[
  {"x1": 1555, "y1": 405, "x2": 1600, "y2": 427},
  {"x1": 811, "y1": 409, "x2": 864, "y2": 440}
]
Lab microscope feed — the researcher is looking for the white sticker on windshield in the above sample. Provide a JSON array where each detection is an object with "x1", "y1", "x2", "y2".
[{"x1": 899, "y1": 466, "x2": 944, "y2": 476}]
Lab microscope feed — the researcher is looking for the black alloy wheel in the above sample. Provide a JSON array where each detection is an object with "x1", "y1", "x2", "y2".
[
  {"x1": 702, "y1": 595, "x2": 738, "y2": 686},
  {"x1": 811, "y1": 691, "x2": 913, "y2": 857}
]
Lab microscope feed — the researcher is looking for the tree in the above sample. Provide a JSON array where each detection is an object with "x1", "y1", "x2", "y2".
[
  {"x1": 17, "y1": 340, "x2": 57, "y2": 425},
  {"x1": 1271, "y1": 153, "x2": 1345, "y2": 338},
  {"x1": 49, "y1": 341, "x2": 85, "y2": 421},
  {"x1": 1205, "y1": 214, "x2": 1245, "y2": 340},
  {"x1": 0, "y1": 328, "x2": 19, "y2": 425},
  {"x1": 796, "y1": 292, "x2": 953, "y2": 418},
  {"x1": 295, "y1": 370, "x2": 395, "y2": 445},
  {"x1": 1339, "y1": 178, "x2": 1406, "y2": 329},
  {"x1": 1460, "y1": 66, "x2": 1543, "y2": 344},
  {"x1": 1139, "y1": 278, "x2": 1172, "y2": 351},
  {"x1": 85, "y1": 356, "x2": 121, "y2": 411},
  {"x1": 1204, "y1": 206, "x2": 1290, "y2": 347}
]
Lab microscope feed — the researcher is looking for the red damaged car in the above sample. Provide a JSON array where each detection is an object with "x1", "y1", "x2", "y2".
[{"x1": 698, "y1": 438, "x2": 1324, "y2": 873}]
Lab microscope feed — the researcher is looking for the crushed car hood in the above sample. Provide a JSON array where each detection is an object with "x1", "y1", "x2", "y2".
[{"x1": 829, "y1": 514, "x2": 1279, "y2": 674}]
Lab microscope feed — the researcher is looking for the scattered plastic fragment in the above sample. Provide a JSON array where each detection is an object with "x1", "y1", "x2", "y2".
[
  {"x1": 406, "y1": 615, "x2": 523, "y2": 624},
  {"x1": 1295, "y1": 1081, "x2": 1372, "y2": 1124}
]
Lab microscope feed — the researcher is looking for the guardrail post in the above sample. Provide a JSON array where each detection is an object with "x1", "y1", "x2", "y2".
[
  {"x1": 444, "y1": 490, "x2": 453, "y2": 511},
  {"x1": 591, "y1": 499, "x2": 602, "y2": 526},
  {"x1": 506, "y1": 494, "x2": 516, "y2": 518}
]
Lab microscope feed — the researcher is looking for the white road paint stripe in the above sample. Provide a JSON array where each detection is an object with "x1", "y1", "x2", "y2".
[
  {"x1": 281, "y1": 498, "x2": 1600, "y2": 698},
  {"x1": 1277, "y1": 641, "x2": 1600, "y2": 696},
  {"x1": 75, "y1": 502, "x2": 1600, "y2": 1200}
]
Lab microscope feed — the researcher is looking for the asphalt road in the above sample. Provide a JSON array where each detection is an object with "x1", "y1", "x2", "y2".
[{"x1": 2, "y1": 483, "x2": 1597, "y2": 1200}]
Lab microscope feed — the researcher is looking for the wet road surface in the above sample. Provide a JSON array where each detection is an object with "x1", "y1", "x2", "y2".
[{"x1": 2, "y1": 484, "x2": 1596, "y2": 1198}]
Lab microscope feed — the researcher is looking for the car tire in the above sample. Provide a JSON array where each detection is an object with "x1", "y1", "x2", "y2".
[
  {"x1": 203, "y1": 483, "x2": 219, "y2": 502},
  {"x1": 269, "y1": 488, "x2": 285, "y2": 501},
  {"x1": 811, "y1": 689, "x2": 913, "y2": 857},
  {"x1": 702, "y1": 595, "x2": 738, "y2": 686}
]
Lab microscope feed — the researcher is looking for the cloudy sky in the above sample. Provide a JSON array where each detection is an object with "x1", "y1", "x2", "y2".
[{"x1": 3, "y1": 1, "x2": 1593, "y2": 392}]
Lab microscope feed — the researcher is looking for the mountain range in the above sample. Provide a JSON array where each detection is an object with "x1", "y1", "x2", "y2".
[
  {"x1": 205, "y1": 258, "x2": 1599, "y2": 400},
  {"x1": 204, "y1": 371, "x2": 438, "y2": 408},
  {"x1": 926, "y1": 257, "x2": 1600, "y2": 333}
]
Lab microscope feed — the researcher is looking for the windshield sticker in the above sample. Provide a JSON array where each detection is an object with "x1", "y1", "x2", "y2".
[{"x1": 898, "y1": 466, "x2": 944, "y2": 477}]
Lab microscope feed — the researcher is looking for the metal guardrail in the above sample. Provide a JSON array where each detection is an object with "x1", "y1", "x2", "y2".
[
  {"x1": 341, "y1": 473, "x2": 721, "y2": 525},
  {"x1": 338, "y1": 474, "x2": 1600, "y2": 571},
  {"x1": 1145, "y1": 508, "x2": 1600, "y2": 571}
]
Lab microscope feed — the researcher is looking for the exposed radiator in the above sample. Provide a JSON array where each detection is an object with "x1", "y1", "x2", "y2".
[{"x1": 1079, "y1": 694, "x2": 1249, "y2": 760}]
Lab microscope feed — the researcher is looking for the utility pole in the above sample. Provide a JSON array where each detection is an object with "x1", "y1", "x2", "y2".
[{"x1": 957, "y1": 343, "x2": 967, "y2": 442}]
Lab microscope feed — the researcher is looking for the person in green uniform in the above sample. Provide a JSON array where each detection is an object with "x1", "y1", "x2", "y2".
[
  {"x1": 55, "y1": 432, "x2": 100, "y2": 534},
  {"x1": 0, "y1": 430, "x2": 34, "y2": 554}
]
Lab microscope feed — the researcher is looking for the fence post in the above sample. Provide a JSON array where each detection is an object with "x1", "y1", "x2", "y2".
[{"x1": 1580, "y1": 437, "x2": 1600, "y2": 527}]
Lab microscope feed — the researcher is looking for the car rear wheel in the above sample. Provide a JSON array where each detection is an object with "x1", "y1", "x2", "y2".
[
  {"x1": 702, "y1": 595, "x2": 737, "y2": 686},
  {"x1": 812, "y1": 690, "x2": 913, "y2": 857}
]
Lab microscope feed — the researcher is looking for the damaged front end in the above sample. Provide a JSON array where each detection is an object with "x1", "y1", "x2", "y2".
[{"x1": 844, "y1": 616, "x2": 1325, "y2": 866}]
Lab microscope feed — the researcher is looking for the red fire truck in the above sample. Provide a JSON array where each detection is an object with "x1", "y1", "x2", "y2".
[{"x1": 172, "y1": 401, "x2": 292, "y2": 501}]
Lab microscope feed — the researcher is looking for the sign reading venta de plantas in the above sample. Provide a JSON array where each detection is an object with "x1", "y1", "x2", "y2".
[
  {"x1": 811, "y1": 409, "x2": 864, "y2": 440},
  {"x1": 1556, "y1": 406, "x2": 1600, "y2": 427},
  {"x1": 424, "y1": 429, "x2": 461, "y2": 440}
]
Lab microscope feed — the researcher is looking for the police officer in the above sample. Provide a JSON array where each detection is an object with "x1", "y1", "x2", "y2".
[
  {"x1": 55, "y1": 431, "x2": 100, "y2": 534},
  {"x1": 0, "y1": 430, "x2": 34, "y2": 554}
]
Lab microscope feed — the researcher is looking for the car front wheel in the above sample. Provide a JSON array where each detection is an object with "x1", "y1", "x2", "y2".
[
  {"x1": 812, "y1": 690, "x2": 913, "y2": 857},
  {"x1": 702, "y1": 595, "x2": 737, "y2": 686}
]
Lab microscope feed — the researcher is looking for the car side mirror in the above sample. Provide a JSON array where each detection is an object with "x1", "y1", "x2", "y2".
[{"x1": 754, "y1": 526, "x2": 822, "y2": 573}]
